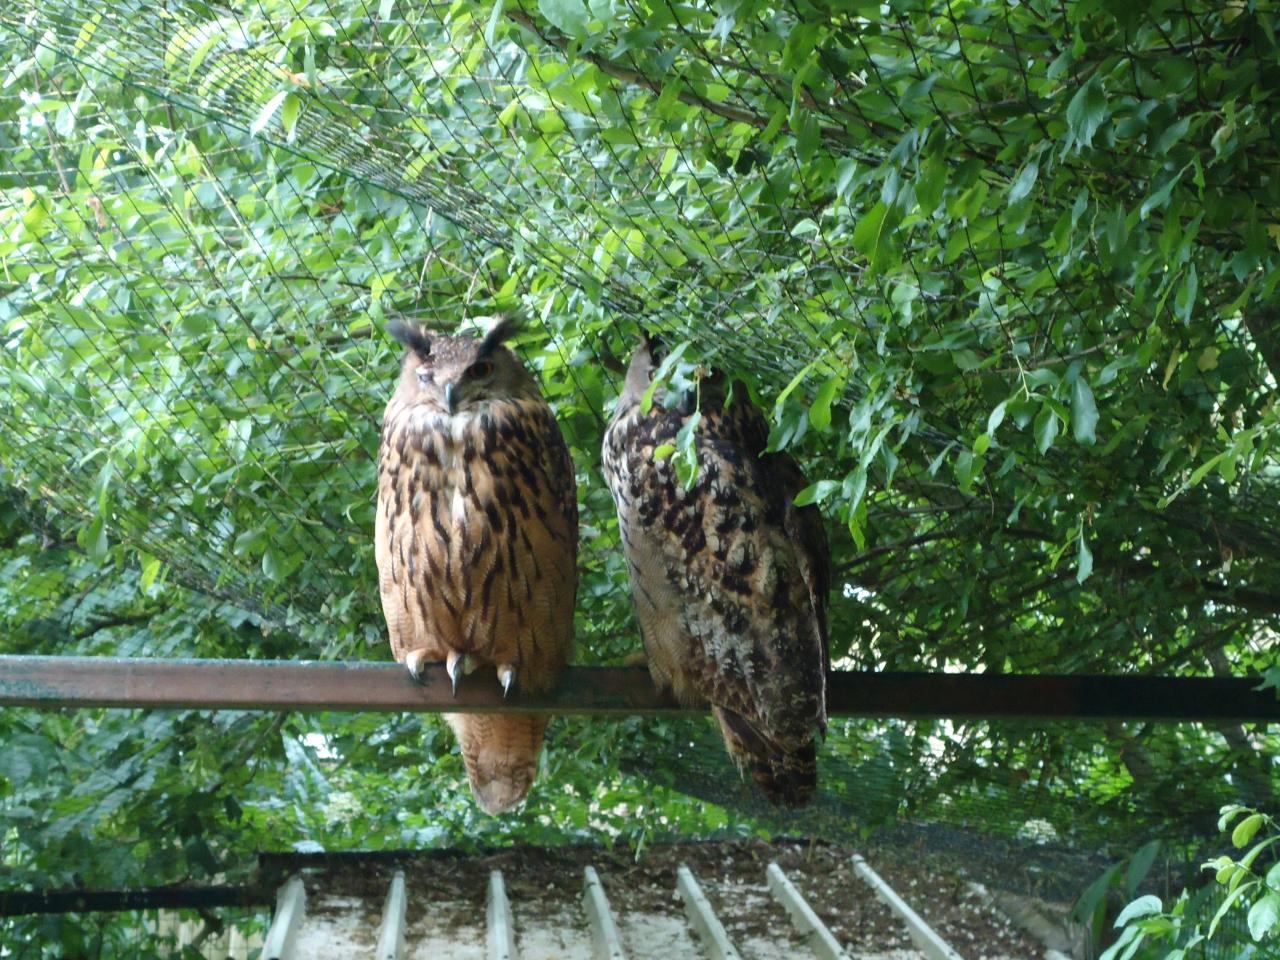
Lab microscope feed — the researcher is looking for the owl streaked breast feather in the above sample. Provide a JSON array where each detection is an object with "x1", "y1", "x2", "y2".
[
  {"x1": 602, "y1": 339, "x2": 829, "y2": 806},
  {"x1": 375, "y1": 318, "x2": 577, "y2": 814}
]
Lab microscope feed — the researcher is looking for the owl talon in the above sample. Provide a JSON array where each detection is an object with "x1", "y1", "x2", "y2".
[
  {"x1": 497, "y1": 665, "x2": 515, "y2": 698},
  {"x1": 447, "y1": 651, "x2": 479, "y2": 696},
  {"x1": 405, "y1": 649, "x2": 429, "y2": 683},
  {"x1": 447, "y1": 651, "x2": 464, "y2": 696}
]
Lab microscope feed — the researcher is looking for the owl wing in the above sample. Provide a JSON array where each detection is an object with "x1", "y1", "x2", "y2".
[
  {"x1": 771, "y1": 448, "x2": 832, "y2": 690},
  {"x1": 477, "y1": 400, "x2": 577, "y2": 689},
  {"x1": 453, "y1": 401, "x2": 577, "y2": 814},
  {"x1": 375, "y1": 409, "x2": 448, "y2": 667}
]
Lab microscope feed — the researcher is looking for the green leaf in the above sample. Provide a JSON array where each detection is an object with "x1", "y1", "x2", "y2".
[
  {"x1": 281, "y1": 93, "x2": 301, "y2": 144},
  {"x1": 794, "y1": 480, "x2": 838, "y2": 506},
  {"x1": 82, "y1": 516, "x2": 109, "y2": 562},
  {"x1": 1070, "y1": 865, "x2": 1121, "y2": 926},
  {"x1": 1266, "y1": 860, "x2": 1280, "y2": 889},
  {"x1": 1071, "y1": 377, "x2": 1098, "y2": 444},
  {"x1": 539, "y1": 0, "x2": 589, "y2": 37},
  {"x1": 1210, "y1": 882, "x2": 1255, "y2": 938},
  {"x1": 1099, "y1": 924, "x2": 1142, "y2": 960},
  {"x1": 673, "y1": 411, "x2": 701, "y2": 489},
  {"x1": 915, "y1": 152, "x2": 946, "y2": 215},
  {"x1": 485, "y1": 0, "x2": 506, "y2": 44},
  {"x1": 987, "y1": 400, "x2": 1008, "y2": 435},
  {"x1": 842, "y1": 465, "x2": 868, "y2": 510},
  {"x1": 1034, "y1": 403, "x2": 1059, "y2": 454},
  {"x1": 853, "y1": 202, "x2": 898, "y2": 275},
  {"x1": 652, "y1": 443, "x2": 676, "y2": 460},
  {"x1": 1140, "y1": 164, "x2": 1188, "y2": 219},
  {"x1": 1065, "y1": 76, "x2": 1108, "y2": 151},
  {"x1": 1248, "y1": 893, "x2": 1280, "y2": 941},
  {"x1": 1114, "y1": 895, "x2": 1162, "y2": 927},
  {"x1": 187, "y1": 28, "x2": 228, "y2": 81},
  {"x1": 139, "y1": 554, "x2": 162, "y2": 593},
  {"x1": 1007, "y1": 161, "x2": 1039, "y2": 203},
  {"x1": 954, "y1": 449, "x2": 977, "y2": 493},
  {"x1": 234, "y1": 528, "x2": 265, "y2": 556},
  {"x1": 1076, "y1": 526, "x2": 1093, "y2": 584},
  {"x1": 250, "y1": 90, "x2": 288, "y2": 137},
  {"x1": 34, "y1": 30, "x2": 58, "y2": 70},
  {"x1": 834, "y1": 158, "x2": 857, "y2": 199},
  {"x1": 808, "y1": 377, "x2": 842, "y2": 430},
  {"x1": 262, "y1": 546, "x2": 283, "y2": 582},
  {"x1": 1126, "y1": 841, "x2": 1161, "y2": 897},
  {"x1": 1234, "y1": 813, "x2": 1266, "y2": 848},
  {"x1": 794, "y1": 111, "x2": 820, "y2": 162}
]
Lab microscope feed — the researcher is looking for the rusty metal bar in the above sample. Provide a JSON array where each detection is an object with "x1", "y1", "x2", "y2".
[
  {"x1": 0, "y1": 656, "x2": 1277, "y2": 721},
  {"x1": 0, "y1": 884, "x2": 268, "y2": 917}
]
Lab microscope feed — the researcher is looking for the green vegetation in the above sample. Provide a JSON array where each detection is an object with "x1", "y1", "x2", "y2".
[
  {"x1": 1103, "y1": 806, "x2": 1280, "y2": 959},
  {"x1": 1, "y1": 0, "x2": 1277, "y2": 952}
]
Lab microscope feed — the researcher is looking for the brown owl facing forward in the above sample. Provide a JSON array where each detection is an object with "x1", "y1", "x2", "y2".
[
  {"x1": 375, "y1": 318, "x2": 577, "y2": 814},
  {"x1": 602, "y1": 339, "x2": 829, "y2": 806}
]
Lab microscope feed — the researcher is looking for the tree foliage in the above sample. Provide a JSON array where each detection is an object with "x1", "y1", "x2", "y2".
[
  {"x1": 1, "y1": 0, "x2": 1278, "y2": 948},
  {"x1": 1102, "y1": 806, "x2": 1280, "y2": 959}
]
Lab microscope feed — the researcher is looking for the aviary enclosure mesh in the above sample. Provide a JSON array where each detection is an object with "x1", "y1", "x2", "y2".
[{"x1": 0, "y1": 0, "x2": 1276, "y2": 943}]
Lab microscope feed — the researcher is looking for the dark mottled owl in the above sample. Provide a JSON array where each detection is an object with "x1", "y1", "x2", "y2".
[
  {"x1": 375, "y1": 318, "x2": 577, "y2": 814},
  {"x1": 601, "y1": 339, "x2": 829, "y2": 806}
]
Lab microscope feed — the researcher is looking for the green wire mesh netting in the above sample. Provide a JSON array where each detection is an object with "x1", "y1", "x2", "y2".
[
  {"x1": 1, "y1": 0, "x2": 1278, "y2": 942},
  {"x1": 3, "y1": 0, "x2": 1278, "y2": 644}
]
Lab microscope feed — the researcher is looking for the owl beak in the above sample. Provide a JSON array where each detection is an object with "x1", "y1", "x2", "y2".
[{"x1": 444, "y1": 381, "x2": 458, "y2": 414}]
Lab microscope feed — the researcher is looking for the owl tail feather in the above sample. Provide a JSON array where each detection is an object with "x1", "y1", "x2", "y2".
[
  {"x1": 447, "y1": 712, "x2": 548, "y2": 815},
  {"x1": 714, "y1": 707, "x2": 817, "y2": 808}
]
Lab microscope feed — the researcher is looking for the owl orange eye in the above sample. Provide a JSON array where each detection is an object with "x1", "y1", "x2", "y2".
[{"x1": 466, "y1": 360, "x2": 494, "y2": 380}]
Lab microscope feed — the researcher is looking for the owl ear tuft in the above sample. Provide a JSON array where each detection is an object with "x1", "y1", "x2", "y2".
[
  {"x1": 387, "y1": 320, "x2": 432, "y2": 358},
  {"x1": 477, "y1": 315, "x2": 521, "y2": 359}
]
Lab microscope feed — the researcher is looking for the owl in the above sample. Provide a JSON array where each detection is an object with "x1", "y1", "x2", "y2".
[
  {"x1": 375, "y1": 317, "x2": 577, "y2": 814},
  {"x1": 601, "y1": 339, "x2": 829, "y2": 806}
]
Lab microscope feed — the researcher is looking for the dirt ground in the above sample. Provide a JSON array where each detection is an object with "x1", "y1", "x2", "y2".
[{"x1": 291, "y1": 838, "x2": 1043, "y2": 958}]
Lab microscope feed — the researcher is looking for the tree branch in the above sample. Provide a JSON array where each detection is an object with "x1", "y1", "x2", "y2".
[
  {"x1": 504, "y1": 9, "x2": 855, "y2": 145},
  {"x1": 74, "y1": 611, "x2": 155, "y2": 641}
]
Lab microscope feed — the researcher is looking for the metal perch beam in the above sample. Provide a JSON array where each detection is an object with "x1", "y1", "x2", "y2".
[{"x1": 0, "y1": 656, "x2": 1277, "y2": 722}]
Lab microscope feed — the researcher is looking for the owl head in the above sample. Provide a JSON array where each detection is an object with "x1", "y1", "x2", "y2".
[
  {"x1": 387, "y1": 316, "x2": 540, "y2": 414},
  {"x1": 617, "y1": 332, "x2": 717, "y2": 415}
]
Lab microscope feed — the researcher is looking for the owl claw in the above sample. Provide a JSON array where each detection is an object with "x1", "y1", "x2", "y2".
[
  {"x1": 447, "y1": 651, "x2": 464, "y2": 696},
  {"x1": 497, "y1": 665, "x2": 515, "y2": 698},
  {"x1": 404, "y1": 649, "x2": 429, "y2": 683},
  {"x1": 446, "y1": 651, "x2": 479, "y2": 696}
]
